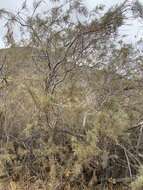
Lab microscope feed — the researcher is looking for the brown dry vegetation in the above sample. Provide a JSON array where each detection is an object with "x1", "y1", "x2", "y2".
[
  {"x1": 0, "y1": 46, "x2": 141, "y2": 190},
  {"x1": 0, "y1": 0, "x2": 143, "y2": 190}
]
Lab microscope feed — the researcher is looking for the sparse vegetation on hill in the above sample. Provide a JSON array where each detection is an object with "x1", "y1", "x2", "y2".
[{"x1": 0, "y1": 0, "x2": 143, "y2": 189}]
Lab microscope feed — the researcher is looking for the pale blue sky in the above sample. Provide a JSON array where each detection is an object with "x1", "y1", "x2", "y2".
[
  {"x1": 0, "y1": 0, "x2": 143, "y2": 48},
  {"x1": 0, "y1": 0, "x2": 123, "y2": 11}
]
